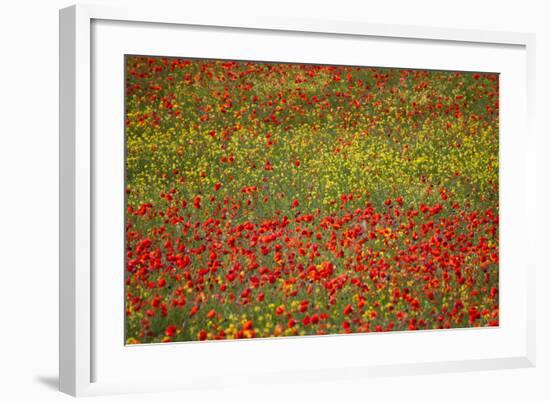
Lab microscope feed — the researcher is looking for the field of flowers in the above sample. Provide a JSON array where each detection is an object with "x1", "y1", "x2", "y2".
[{"x1": 124, "y1": 56, "x2": 499, "y2": 344}]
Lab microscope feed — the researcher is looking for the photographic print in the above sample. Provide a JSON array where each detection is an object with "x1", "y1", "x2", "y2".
[{"x1": 124, "y1": 56, "x2": 499, "y2": 344}]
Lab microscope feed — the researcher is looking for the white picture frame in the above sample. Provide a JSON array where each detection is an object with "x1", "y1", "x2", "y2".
[{"x1": 59, "y1": 3, "x2": 536, "y2": 397}]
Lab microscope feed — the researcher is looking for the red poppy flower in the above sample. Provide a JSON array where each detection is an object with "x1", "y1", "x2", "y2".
[{"x1": 165, "y1": 325, "x2": 177, "y2": 337}]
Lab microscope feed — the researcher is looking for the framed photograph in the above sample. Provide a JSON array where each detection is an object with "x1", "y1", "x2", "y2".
[{"x1": 59, "y1": 4, "x2": 536, "y2": 396}]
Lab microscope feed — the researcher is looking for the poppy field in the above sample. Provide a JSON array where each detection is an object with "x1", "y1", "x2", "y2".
[{"x1": 124, "y1": 56, "x2": 499, "y2": 344}]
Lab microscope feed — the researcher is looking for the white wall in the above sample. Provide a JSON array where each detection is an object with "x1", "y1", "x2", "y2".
[{"x1": 0, "y1": 1, "x2": 547, "y2": 400}]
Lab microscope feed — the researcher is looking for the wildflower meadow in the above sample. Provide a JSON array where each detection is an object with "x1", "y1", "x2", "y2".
[{"x1": 124, "y1": 56, "x2": 499, "y2": 344}]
